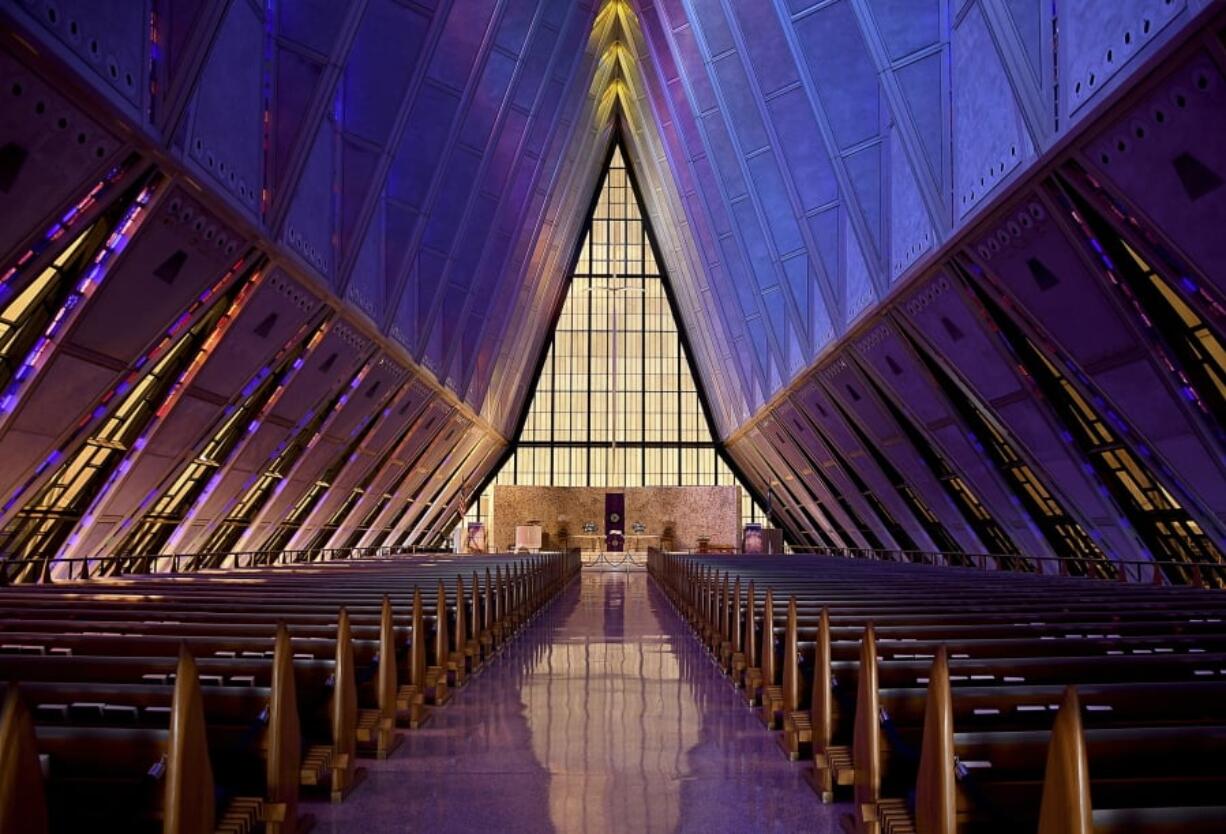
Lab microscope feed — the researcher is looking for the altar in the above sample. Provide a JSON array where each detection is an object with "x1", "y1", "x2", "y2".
[
  {"x1": 570, "y1": 533, "x2": 660, "y2": 552},
  {"x1": 490, "y1": 485, "x2": 741, "y2": 554},
  {"x1": 572, "y1": 533, "x2": 604, "y2": 553}
]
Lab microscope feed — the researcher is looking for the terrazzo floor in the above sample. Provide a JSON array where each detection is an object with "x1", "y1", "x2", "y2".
[{"x1": 310, "y1": 568, "x2": 842, "y2": 833}]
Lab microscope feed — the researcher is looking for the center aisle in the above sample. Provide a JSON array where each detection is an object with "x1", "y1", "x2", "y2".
[{"x1": 315, "y1": 568, "x2": 838, "y2": 833}]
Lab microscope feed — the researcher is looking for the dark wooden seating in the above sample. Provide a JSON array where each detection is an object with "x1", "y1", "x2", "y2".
[
  {"x1": 650, "y1": 550, "x2": 1226, "y2": 833},
  {"x1": 2, "y1": 648, "x2": 273, "y2": 834},
  {"x1": 0, "y1": 552, "x2": 579, "y2": 833}
]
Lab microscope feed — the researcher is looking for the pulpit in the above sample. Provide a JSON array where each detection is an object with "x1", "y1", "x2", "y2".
[{"x1": 515, "y1": 524, "x2": 542, "y2": 552}]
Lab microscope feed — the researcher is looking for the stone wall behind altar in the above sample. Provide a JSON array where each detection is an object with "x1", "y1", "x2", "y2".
[{"x1": 491, "y1": 485, "x2": 742, "y2": 552}]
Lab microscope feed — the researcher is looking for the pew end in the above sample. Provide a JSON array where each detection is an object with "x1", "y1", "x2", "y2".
[
  {"x1": 355, "y1": 708, "x2": 400, "y2": 760},
  {"x1": 781, "y1": 709, "x2": 812, "y2": 761},
  {"x1": 851, "y1": 625, "x2": 882, "y2": 834},
  {"x1": 729, "y1": 650, "x2": 746, "y2": 687},
  {"x1": 166, "y1": 647, "x2": 216, "y2": 834},
  {"x1": 0, "y1": 687, "x2": 50, "y2": 834},
  {"x1": 266, "y1": 623, "x2": 308, "y2": 834},
  {"x1": 327, "y1": 609, "x2": 362, "y2": 803},
  {"x1": 1037, "y1": 687, "x2": 1092, "y2": 834},
  {"x1": 424, "y1": 666, "x2": 450, "y2": 706},
  {"x1": 395, "y1": 684, "x2": 431, "y2": 729}
]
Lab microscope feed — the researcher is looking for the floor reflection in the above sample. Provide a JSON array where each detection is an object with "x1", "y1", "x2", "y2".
[
  {"x1": 522, "y1": 572, "x2": 700, "y2": 832},
  {"x1": 311, "y1": 569, "x2": 840, "y2": 834}
]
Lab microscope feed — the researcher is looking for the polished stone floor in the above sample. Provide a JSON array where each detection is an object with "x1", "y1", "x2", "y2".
[{"x1": 311, "y1": 568, "x2": 841, "y2": 833}]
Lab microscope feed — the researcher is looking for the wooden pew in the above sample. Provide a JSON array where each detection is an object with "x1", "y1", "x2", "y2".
[
  {"x1": 649, "y1": 551, "x2": 1226, "y2": 832},
  {"x1": 2, "y1": 626, "x2": 310, "y2": 832},
  {"x1": 0, "y1": 615, "x2": 381, "y2": 771},
  {"x1": 0, "y1": 551, "x2": 580, "y2": 825},
  {"x1": 3, "y1": 649, "x2": 245, "y2": 833},
  {"x1": 0, "y1": 686, "x2": 49, "y2": 834},
  {"x1": 0, "y1": 642, "x2": 353, "y2": 799},
  {"x1": 0, "y1": 554, "x2": 576, "y2": 735},
  {"x1": 884, "y1": 652, "x2": 1226, "y2": 834}
]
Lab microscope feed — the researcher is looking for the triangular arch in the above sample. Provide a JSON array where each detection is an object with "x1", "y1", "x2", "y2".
[{"x1": 462, "y1": 138, "x2": 769, "y2": 535}]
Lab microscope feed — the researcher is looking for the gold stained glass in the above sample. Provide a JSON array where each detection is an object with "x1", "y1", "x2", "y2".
[{"x1": 464, "y1": 145, "x2": 767, "y2": 528}]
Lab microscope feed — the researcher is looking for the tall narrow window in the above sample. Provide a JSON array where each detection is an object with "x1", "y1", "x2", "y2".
[
  {"x1": 1059, "y1": 178, "x2": 1226, "y2": 426},
  {"x1": 259, "y1": 403, "x2": 392, "y2": 555},
  {"x1": 824, "y1": 393, "x2": 961, "y2": 557},
  {"x1": 962, "y1": 268, "x2": 1225, "y2": 584},
  {"x1": 112, "y1": 320, "x2": 330, "y2": 563},
  {"x1": 193, "y1": 360, "x2": 373, "y2": 562},
  {"x1": 0, "y1": 226, "x2": 98, "y2": 393},
  {"x1": 369, "y1": 432, "x2": 467, "y2": 548},
  {"x1": 0, "y1": 274, "x2": 251, "y2": 581},
  {"x1": 303, "y1": 408, "x2": 436, "y2": 551},
  {"x1": 860, "y1": 370, "x2": 1024, "y2": 566},
  {"x1": 901, "y1": 327, "x2": 1113, "y2": 576},
  {"x1": 789, "y1": 410, "x2": 917, "y2": 551},
  {"x1": 778, "y1": 421, "x2": 885, "y2": 550},
  {"x1": 344, "y1": 421, "x2": 458, "y2": 550}
]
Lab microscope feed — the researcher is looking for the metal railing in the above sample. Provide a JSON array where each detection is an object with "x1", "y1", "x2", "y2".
[
  {"x1": 579, "y1": 550, "x2": 649, "y2": 570},
  {"x1": 668, "y1": 545, "x2": 1226, "y2": 590},
  {"x1": 10, "y1": 542, "x2": 1223, "y2": 588},
  {"x1": 0, "y1": 545, "x2": 451, "y2": 585}
]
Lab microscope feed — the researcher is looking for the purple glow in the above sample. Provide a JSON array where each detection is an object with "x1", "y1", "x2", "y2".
[
  {"x1": 136, "y1": 487, "x2": 160, "y2": 511},
  {"x1": 0, "y1": 183, "x2": 158, "y2": 419},
  {"x1": 240, "y1": 373, "x2": 265, "y2": 398}
]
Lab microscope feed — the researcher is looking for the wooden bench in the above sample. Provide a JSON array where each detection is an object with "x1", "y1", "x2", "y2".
[
  {"x1": 1, "y1": 643, "x2": 301, "y2": 834},
  {"x1": 884, "y1": 651, "x2": 1226, "y2": 834},
  {"x1": 0, "y1": 552, "x2": 580, "y2": 830},
  {"x1": 649, "y1": 551, "x2": 1226, "y2": 832}
]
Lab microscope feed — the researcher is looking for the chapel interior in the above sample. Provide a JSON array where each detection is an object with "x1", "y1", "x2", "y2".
[{"x1": 1, "y1": 1, "x2": 1225, "y2": 832}]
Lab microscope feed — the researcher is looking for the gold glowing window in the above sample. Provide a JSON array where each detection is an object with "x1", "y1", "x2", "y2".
[{"x1": 464, "y1": 145, "x2": 767, "y2": 527}]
